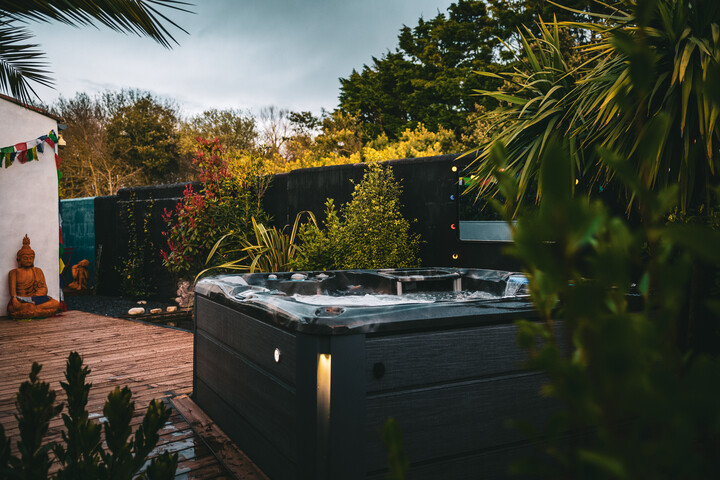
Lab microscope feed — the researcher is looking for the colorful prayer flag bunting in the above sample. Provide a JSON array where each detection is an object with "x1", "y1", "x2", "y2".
[{"x1": 0, "y1": 130, "x2": 60, "y2": 170}]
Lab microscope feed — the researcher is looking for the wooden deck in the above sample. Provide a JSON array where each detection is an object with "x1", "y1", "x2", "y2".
[{"x1": 0, "y1": 310, "x2": 265, "y2": 479}]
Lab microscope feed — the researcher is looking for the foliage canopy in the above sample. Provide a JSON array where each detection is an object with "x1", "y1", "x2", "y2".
[{"x1": 470, "y1": 0, "x2": 720, "y2": 217}]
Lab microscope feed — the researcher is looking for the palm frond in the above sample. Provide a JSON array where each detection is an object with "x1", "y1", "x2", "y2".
[
  {"x1": 1, "y1": 0, "x2": 193, "y2": 48},
  {"x1": 0, "y1": 21, "x2": 52, "y2": 103}
]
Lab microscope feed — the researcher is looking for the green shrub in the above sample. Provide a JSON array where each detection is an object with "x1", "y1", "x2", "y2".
[
  {"x1": 493, "y1": 136, "x2": 720, "y2": 479},
  {"x1": 293, "y1": 199, "x2": 346, "y2": 271},
  {"x1": 295, "y1": 162, "x2": 421, "y2": 270},
  {"x1": 0, "y1": 352, "x2": 177, "y2": 480}
]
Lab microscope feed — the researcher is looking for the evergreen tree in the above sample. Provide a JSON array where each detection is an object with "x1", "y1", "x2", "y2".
[{"x1": 107, "y1": 94, "x2": 181, "y2": 185}]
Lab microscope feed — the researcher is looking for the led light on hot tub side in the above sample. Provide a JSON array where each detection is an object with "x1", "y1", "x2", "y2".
[{"x1": 274, "y1": 348, "x2": 281, "y2": 363}]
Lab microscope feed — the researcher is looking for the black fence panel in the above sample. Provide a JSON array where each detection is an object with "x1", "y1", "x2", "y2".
[
  {"x1": 90, "y1": 154, "x2": 519, "y2": 298},
  {"x1": 94, "y1": 195, "x2": 120, "y2": 295}
]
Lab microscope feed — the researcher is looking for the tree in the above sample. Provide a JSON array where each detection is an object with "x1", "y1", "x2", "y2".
[
  {"x1": 106, "y1": 94, "x2": 181, "y2": 185},
  {"x1": 274, "y1": 112, "x2": 457, "y2": 173},
  {"x1": 337, "y1": 0, "x2": 601, "y2": 141},
  {"x1": 54, "y1": 91, "x2": 143, "y2": 198},
  {"x1": 258, "y1": 105, "x2": 291, "y2": 159},
  {"x1": 179, "y1": 108, "x2": 257, "y2": 155},
  {"x1": 0, "y1": 0, "x2": 191, "y2": 103}
]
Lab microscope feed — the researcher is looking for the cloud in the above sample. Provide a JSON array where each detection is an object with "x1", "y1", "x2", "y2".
[{"x1": 30, "y1": 0, "x2": 455, "y2": 116}]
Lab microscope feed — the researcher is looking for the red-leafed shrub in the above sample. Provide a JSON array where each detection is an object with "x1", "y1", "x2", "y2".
[{"x1": 161, "y1": 137, "x2": 269, "y2": 280}]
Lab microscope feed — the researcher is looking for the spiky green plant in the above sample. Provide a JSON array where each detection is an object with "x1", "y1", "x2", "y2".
[
  {"x1": 469, "y1": 19, "x2": 587, "y2": 216},
  {"x1": 569, "y1": 0, "x2": 720, "y2": 213},
  {"x1": 470, "y1": 0, "x2": 720, "y2": 217},
  {"x1": 196, "y1": 212, "x2": 314, "y2": 280},
  {"x1": 0, "y1": 351, "x2": 177, "y2": 479}
]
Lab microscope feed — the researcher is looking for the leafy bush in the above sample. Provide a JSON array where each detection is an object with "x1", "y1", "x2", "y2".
[
  {"x1": 294, "y1": 162, "x2": 421, "y2": 270},
  {"x1": 161, "y1": 137, "x2": 269, "y2": 280},
  {"x1": 293, "y1": 200, "x2": 346, "y2": 271},
  {"x1": 491, "y1": 136, "x2": 720, "y2": 479},
  {"x1": 0, "y1": 351, "x2": 177, "y2": 479}
]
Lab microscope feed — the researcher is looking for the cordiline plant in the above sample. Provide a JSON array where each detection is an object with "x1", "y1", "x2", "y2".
[
  {"x1": 469, "y1": 18, "x2": 586, "y2": 216},
  {"x1": 470, "y1": 0, "x2": 720, "y2": 218},
  {"x1": 0, "y1": 352, "x2": 178, "y2": 480},
  {"x1": 492, "y1": 136, "x2": 720, "y2": 479},
  {"x1": 196, "y1": 212, "x2": 314, "y2": 280}
]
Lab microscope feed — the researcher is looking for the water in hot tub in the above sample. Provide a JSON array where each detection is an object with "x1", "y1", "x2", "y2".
[{"x1": 290, "y1": 289, "x2": 504, "y2": 307}]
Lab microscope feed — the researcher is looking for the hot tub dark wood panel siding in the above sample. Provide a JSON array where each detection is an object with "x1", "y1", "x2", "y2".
[
  {"x1": 194, "y1": 297, "x2": 298, "y2": 478},
  {"x1": 362, "y1": 324, "x2": 553, "y2": 478},
  {"x1": 364, "y1": 323, "x2": 531, "y2": 392},
  {"x1": 195, "y1": 297, "x2": 297, "y2": 385}
]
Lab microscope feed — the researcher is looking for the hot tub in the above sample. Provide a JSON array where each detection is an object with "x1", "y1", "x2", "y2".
[{"x1": 193, "y1": 268, "x2": 553, "y2": 479}]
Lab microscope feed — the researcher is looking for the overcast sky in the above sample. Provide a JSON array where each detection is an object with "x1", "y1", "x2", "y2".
[{"x1": 30, "y1": 0, "x2": 455, "y2": 119}]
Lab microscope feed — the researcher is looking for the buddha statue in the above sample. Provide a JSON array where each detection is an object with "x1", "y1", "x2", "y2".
[
  {"x1": 7, "y1": 235, "x2": 60, "y2": 319},
  {"x1": 68, "y1": 259, "x2": 90, "y2": 291}
]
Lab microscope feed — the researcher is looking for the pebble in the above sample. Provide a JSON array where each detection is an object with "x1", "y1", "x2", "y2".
[
  {"x1": 166, "y1": 306, "x2": 178, "y2": 313},
  {"x1": 137, "y1": 300, "x2": 147, "y2": 305},
  {"x1": 150, "y1": 308, "x2": 162, "y2": 314},
  {"x1": 128, "y1": 307, "x2": 145, "y2": 315}
]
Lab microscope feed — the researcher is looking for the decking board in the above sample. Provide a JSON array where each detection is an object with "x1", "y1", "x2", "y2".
[{"x1": 0, "y1": 311, "x2": 232, "y2": 479}]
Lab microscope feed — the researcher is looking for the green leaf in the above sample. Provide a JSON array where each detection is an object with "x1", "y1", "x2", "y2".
[{"x1": 578, "y1": 450, "x2": 627, "y2": 478}]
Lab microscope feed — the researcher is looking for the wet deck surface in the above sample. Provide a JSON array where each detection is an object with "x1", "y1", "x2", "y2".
[{"x1": 0, "y1": 311, "x2": 240, "y2": 479}]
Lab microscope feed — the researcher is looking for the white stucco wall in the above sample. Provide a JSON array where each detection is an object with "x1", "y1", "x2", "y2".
[{"x1": 0, "y1": 98, "x2": 60, "y2": 316}]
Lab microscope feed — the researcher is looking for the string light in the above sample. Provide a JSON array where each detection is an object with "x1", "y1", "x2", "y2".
[{"x1": 451, "y1": 166, "x2": 458, "y2": 172}]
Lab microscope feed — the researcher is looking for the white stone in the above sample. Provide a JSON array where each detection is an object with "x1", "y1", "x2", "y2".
[
  {"x1": 128, "y1": 307, "x2": 145, "y2": 315},
  {"x1": 166, "y1": 306, "x2": 178, "y2": 313},
  {"x1": 137, "y1": 300, "x2": 147, "y2": 305},
  {"x1": 149, "y1": 308, "x2": 162, "y2": 314}
]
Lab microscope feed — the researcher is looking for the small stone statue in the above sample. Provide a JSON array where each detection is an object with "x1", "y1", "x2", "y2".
[
  {"x1": 7, "y1": 235, "x2": 61, "y2": 319},
  {"x1": 67, "y1": 259, "x2": 90, "y2": 291},
  {"x1": 175, "y1": 280, "x2": 194, "y2": 309}
]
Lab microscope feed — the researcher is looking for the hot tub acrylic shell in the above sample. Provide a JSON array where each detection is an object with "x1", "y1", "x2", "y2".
[{"x1": 192, "y1": 268, "x2": 552, "y2": 479}]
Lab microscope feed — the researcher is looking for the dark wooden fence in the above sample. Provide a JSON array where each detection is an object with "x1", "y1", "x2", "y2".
[{"x1": 66, "y1": 153, "x2": 520, "y2": 299}]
